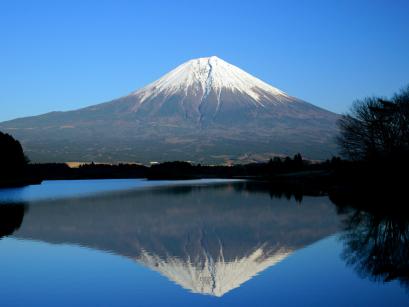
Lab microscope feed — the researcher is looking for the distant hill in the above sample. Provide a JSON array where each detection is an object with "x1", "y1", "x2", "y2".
[{"x1": 0, "y1": 56, "x2": 339, "y2": 163}]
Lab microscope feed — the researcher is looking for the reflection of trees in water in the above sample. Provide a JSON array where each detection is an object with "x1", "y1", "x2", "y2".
[
  {"x1": 0, "y1": 203, "x2": 26, "y2": 239},
  {"x1": 149, "y1": 181, "x2": 325, "y2": 203},
  {"x1": 232, "y1": 181, "x2": 327, "y2": 203},
  {"x1": 340, "y1": 207, "x2": 409, "y2": 290}
]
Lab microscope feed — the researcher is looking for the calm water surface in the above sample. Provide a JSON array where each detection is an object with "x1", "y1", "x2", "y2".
[{"x1": 0, "y1": 179, "x2": 407, "y2": 306}]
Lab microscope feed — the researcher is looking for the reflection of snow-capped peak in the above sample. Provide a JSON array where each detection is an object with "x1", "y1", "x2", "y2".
[{"x1": 135, "y1": 245, "x2": 292, "y2": 297}]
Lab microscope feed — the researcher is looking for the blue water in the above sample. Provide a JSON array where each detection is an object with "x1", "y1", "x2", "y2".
[
  {"x1": 0, "y1": 179, "x2": 407, "y2": 306},
  {"x1": 0, "y1": 178, "x2": 238, "y2": 203}
]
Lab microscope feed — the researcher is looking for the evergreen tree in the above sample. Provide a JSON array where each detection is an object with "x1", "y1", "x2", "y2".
[{"x1": 0, "y1": 131, "x2": 28, "y2": 180}]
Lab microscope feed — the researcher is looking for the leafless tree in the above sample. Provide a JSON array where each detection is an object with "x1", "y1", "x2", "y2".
[{"x1": 337, "y1": 86, "x2": 409, "y2": 161}]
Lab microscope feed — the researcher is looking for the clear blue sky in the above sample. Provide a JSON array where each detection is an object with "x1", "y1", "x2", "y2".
[{"x1": 1, "y1": 0, "x2": 409, "y2": 121}]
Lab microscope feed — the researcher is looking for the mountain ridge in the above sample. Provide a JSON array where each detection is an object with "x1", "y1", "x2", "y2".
[{"x1": 0, "y1": 56, "x2": 339, "y2": 163}]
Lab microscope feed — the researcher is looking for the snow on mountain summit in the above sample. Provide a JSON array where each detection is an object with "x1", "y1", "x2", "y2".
[{"x1": 131, "y1": 56, "x2": 290, "y2": 105}]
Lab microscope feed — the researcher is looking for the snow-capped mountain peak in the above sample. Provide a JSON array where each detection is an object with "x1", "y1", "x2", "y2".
[
  {"x1": 131, "y1": 56, "x2": 290, "y2": 105},
  {"x1": 0, "y1": 56, "x2": 339, "y2": 163}
]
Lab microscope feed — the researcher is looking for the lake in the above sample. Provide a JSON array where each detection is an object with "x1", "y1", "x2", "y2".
[{"x1": 0, "y1": 179, "x2": 407, "y2": 306}]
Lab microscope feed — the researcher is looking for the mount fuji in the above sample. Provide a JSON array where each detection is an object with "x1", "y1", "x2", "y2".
[{"x1": 0, "y1": 56, "x2": 339, "y2": 163}]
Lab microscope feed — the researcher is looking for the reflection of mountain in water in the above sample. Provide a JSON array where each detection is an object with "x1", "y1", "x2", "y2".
[
  {"x1": 138, "y1": 245, "x2": 291, "y2": 296},
  {"x1": 12, "y1": 183, "x2": 340, "y2": 296}
]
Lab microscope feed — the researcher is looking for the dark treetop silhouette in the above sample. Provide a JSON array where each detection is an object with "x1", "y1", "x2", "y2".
[
  {"x1": 338, "y1": 86, "x2": 409, "y2": 162},
  {"x1": 0, "y1": 131, "x2": 33, "y2": 187}
]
